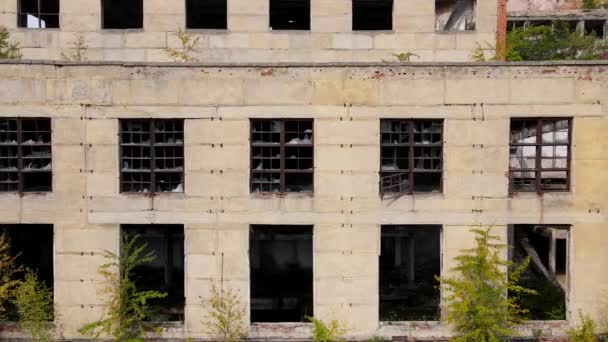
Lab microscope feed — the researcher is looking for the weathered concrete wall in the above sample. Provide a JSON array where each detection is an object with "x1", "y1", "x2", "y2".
[
  {"x1": 0, "y1": 0, "x2": 498, "y2": 63},
  {"x1": 507, "y1": 0, "x2": 583, "y2": 12},
  {"x1": 0, "y1": 60, "x2": 606, "y2": 340}
]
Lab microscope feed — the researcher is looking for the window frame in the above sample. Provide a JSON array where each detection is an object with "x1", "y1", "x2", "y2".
[
  {"x1": 17, "y1": 0, "x2": 60, "y2": 29},
  {"x1": 119, "y1": 118, "x2": 185, "y2": 195},
  {"x1": 508, "y1": 117, "x2": 572, "y2": 194},
  {"x1": 0, "y1": 117, "x2": 53, "y2": 194},
  {"x1": 379, "y1": 119, "x2": 444, "y2": 196},
  {"x1": 249, "y1": 118, "x2": 314, "y2": 195}
]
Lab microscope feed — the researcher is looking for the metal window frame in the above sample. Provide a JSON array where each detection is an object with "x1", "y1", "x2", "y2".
[
  {"x1": 379, "y1": 119, "x2": 444, "y2": 197},
  {"x1": 0, "y1": 117, "x2": 53, "y2": 194},
  {"x1": 119, "y1": 118, "x2": 185, "y2": 195},
  {"x1": 508, "y1": 117, "x2": 572, "y2": 194},
  {"x1": 17, "y1": 0, "x2": 60, "y2": 29},
  {"x1": 249, "y1": 118, "x2": 314, "y2": 195}
]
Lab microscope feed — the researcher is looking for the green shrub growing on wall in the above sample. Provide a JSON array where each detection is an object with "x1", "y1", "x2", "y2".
[
  {"x1": 13, "y1": 271, "x2": 56, "y2": 342},
  {"x1": 202, "y1": 285, "x2": 247, "y2": 342},
  {"x1": 0, "y1": 233, "x2": 22, "y2": 320},
  {"x1": 79, "y1": 234, "x2": 167, "y2": 342},
  {"x1": 568, "y1": 313, "x2": 599, "y2": 342},
  {"x1": 308, "y1": 316, "x2": 348, "y2": 342},
  {"x1": 437, "y1": 228, "x2": 536, "y2": 342},
  {"x1": 0, "y1": 26, "x2": 22, "y2": 59}
]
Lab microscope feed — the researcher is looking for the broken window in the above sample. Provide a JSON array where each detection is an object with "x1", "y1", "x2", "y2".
[
  {"x1": 250, "y1": 119, "x2": 313, "y2": 193},
  {"x1": 352, "y1": 0, "x2": 393, "y2": 31},
  {"x1": 18, "y1": 0, "x2": 60, "y2": 28},
  {"x1": 269, "y1": 0, "x2": 310, "y2": 30},
  {"x1": 380, "y1": 119, "x2": 443, "y2": 196},
  {"x1": 509, "y1": 118, "x2": 571, "y2": 193},
  {"x1": 585, "y1": 20, "x2": 607, "y2": 38},
  {"x1": 120, "y1": 119, "x2": 184, "y2": 194},
  {"x1": 250, "y1": 225, "x2": 313, "y2": 322},
  {"x1": 509, "y1": 225, "x2": 568, "y2": 320},
  {"x1": 121, "y1": 224, "x2": 185, "y2": 321},
  {"x1": 0, "y1": 224, "x2": 54, "y2": 320},
  {"x1": 186, "y1": 0, "x2": 227, "y2": 29},
  {"x1": 435, "y1": 0, "x2": 476, "y2": 31},
  {"x1": 0, "y1": 118, "x2": 52, "y2": 193},
  {"x1": 102, "y1": 0, "x2": 143, "y2": 29}
]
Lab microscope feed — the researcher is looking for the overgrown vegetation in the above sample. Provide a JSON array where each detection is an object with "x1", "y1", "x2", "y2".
[
  {"x1": 567, "y1": 313, "x2": 599, "y2": 342},
  {"x1": 79, "y1": 234, "x2": 167, "y2": 341},
  {"x1": 0, "y1": 233, "x2": 22, "y2": 320},
  {"x1": 437, "y1": 228, "x2": 535, "y2": 342},
  {"x1": 506, "y1": 23, "x2": 608, "y2": 61},
  {"x1": 61, "y1": 34, "x2": 89, "y2": 61},
  {"x1": 0, "y1": 25, "x2": 22, "y2": 59},
  {"x1": 13, "y1": 271, "x2": 56, "y2": 341},
  {"x1": 202, "y1": 285, "x2": 247, "y2": 342},
  {"x1": 308, "y1": 316, "x2": 348, "y2": 342},
  {"x1": 165, "y1": 28, "x2": 201, "y2": 62},
  {"x1": 392, "y1": 52, "x2": 419, "y2": 62},
  {"x1": 471, "y1": 42, "x2": 497, "y2": 62},
  {"x1": 583, "y1": 0, "x2": 607, "y2": 9}
]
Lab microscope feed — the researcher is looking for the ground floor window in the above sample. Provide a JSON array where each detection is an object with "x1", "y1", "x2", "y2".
[
  {"x1": 380, "y1": 225, "x2": 441, "y2": 321},
  {"x1": 0, "y1": 224, "x2": 53, "y2": 320},
  {"x1": 249, "y1": 225, "x2": 313, "y2": 322},
  {"x1": 509, "y1": 224, "x2": 569, "y2": 320},
  {"x1": 121, "y1": 224, "x2": 185, "y2": 322}
]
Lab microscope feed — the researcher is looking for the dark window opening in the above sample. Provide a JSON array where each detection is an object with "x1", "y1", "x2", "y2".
[
  {"x1": 509, "y1": 225, "x2": 569, "y2": 320},
  {"x1": 509, "y1": 118, "x2": 571, "y2": 193},
  {"x1": 102, "y1": 0, "x2": 143, "y2": 29},
  {"x1": 0, "y1": 118, "x2": 52, "y2": 193},
  {"x1": 120, "y1": 119, "x2": 184, "y2": 194},
  {"x1": 585, "y1": 20, "x2": 607, "y2": 38},
  {"x1": 251, "y1": 119, "x2": 313, "y2": 194},
  {"x1": 0, "y1": 224, "x2": 54, "y2": 321},
  {"x1": 380, "y1": 119, "x2": 443, "y2": 196},
  {"x1": 250, "y1": 225, "x2": 313, "y2": 323},
  {"x1": 353, "y1": 0, "x2": 393, "y2": 31},
  {"x1": 269, "y1": 0, "x2": 310, "y2": 30},
  {"x1": 380, "y1": 225, "x2": 441, "y2": 321},
  {"x1": 435, "y1": 0, "x2": 476, "y2": 31},
  {"x1": 18, "y1": 0, "x2": 60, "y2": 28},
  {"x1": 186, "y1": 0, "x2": 227, "y2": 29},
  {"x1": 121, "y1": 224, "x2": 185, "y2": 322}
]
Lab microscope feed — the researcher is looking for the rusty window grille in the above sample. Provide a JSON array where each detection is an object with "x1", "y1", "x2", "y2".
[
  {"x1": 18, "y1": 0, "x2": 60, "y2": 28},
  {"x1": 120, "y1": 119, "x2": 184, "y2": 194},
  {"x1": 0, "y1": 118, "x2": 52, "y2": 193},
  {"x1": 509, "y1": 118, "x2": 571, "y2": 193},
  {"x1": 380, "y1": 119, "x2": 443, "y2": 196},
  {"x1": 250, "y1": 119, "x2": 313, "y2": 194}
]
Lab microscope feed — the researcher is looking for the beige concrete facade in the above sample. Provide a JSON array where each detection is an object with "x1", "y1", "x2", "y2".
[
  {"x1": 0, "y1": 60, "x2": 606, "y2": 340},
  {"x1": 0, "y1": 0, "x2": 497, "y2": 63}
]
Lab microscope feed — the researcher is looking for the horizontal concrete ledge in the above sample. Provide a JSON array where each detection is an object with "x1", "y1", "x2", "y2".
[
  {"x1": 508, "y1": 9, "x2": 608, "y2": 20},
  {"x1": 1, "y1": 59, "x2": 608, "y2": 68}
]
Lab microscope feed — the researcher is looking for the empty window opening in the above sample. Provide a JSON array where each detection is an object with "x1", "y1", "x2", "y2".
[
  {"x1": 250, "y1": 225, "x2": 313, "y2": 322},
  {"x1": 380, "y1": 225, "x2": 441, "y2": 321},
  {"x1": 0, "y1": 118, "x2": 52, "y2": 193},
  {"x1": 380, "y1": 119, "x2": 443, "y2": 196},
  {"x1": 508, "y1": 225, "x2": 568, "y2": 320},
  {"x1": 120, "y1": 119, "x2": 184, "y2": 194},
  {"x1": 435, "y1": 0, "x2": 476, "y2": 31},
  {"x1": 269, "y1": 0, "x2": 310, "y2": 30},
  {"x1": 121, "y1": 225, "x2": 185, "y2": 322},
  {"x1": 353, "y1": 0, "x2": 393, "y2": 31},
  {"x1": 250, "y1": 119, "x2": 314, "y2": 193},
  {"x1": 585, "y1": 20, "x2": 607, "y2": 38},
  {"x1": 187, "y1": 0, "x2": 227, "y2": 29},
  {"x1": 509, "y1": 118, "x2": 571, "y2": 193},
  {"x1": 102, "y1": 0, "x2": 143, "y2": 29},
  {"x1": 18, "y1": 0, "x2": 59, "y2": 28},
  {"x1": 0, "y1": 224, "x2": 54, "y2": 321}
]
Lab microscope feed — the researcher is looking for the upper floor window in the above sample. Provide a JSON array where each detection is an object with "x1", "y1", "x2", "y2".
[
  {"x1": 0, "y1": 118, "x2": 52, "y2": 193},
  {"x1": 187, "y1": 0, "x2": 227, "y2": 29},
  {"x1": 435, "y1": 0, "x2": 476, "y2": 31},
  {"x1": 120, "y1": 119, "x2": 184, "y2": 194},
  {"x1": 353, "y1": 0, "x2": 393, "y2": 31},
  {"x1": 18, "y1": 0, "x2": 59, "y2": 28},
  {"x1": 250, "y1": 119, "x2": 313, "y2": 193},
  {"x1": 269, "y1": 0, "x2": 310, "y2": 30},
  {"x1": 102, "y1": 0, "x2": 143, "y2": 29},
  {"x1": 380, "y1": 119, "x2": 443, "y2": 196},
  {"x1": 509, "y1": 118, "x2": 571, "y2": 193}
]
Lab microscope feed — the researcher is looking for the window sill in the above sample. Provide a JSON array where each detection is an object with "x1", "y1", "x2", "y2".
[
  {"x1": 185, "y1": 28, "x2": 228, "y2": 33},
  {"x1": 101, "y1": 28, "x2": 145, "y2": 33},
  {"x1": 252, "y1": 191, "x2": 314, "y2": 198},
  {"x1": 381, "y1": 191, "x2": 443, "y2": 199},
  {"x1": 16, "y1": 27, "x2": 60, "y2": 31},
  {"x1": 435, "y1": 29, "x2": 477, "y2": 34},
  {"x1": 509, "y1": 190, "x2": 571, "y2": 198}
]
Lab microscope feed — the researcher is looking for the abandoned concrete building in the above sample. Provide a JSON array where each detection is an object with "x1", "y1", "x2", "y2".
[{"x1": 0, "y1": 0, "x2": 607, "y2": 341}]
